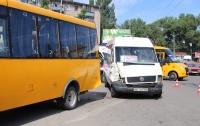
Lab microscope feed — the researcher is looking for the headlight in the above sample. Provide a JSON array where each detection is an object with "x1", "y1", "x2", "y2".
[
  {"x1": 180, "y1": 66, "x2": 184, "y2": 70},
  {"x1": 157, "y1": 75, "x2": 163, "y2": 84}
]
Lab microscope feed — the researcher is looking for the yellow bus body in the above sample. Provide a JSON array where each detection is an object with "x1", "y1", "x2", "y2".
[
  {"x1": 154, "y1": 46, "x2": 188, "y2": 80},
  {"x1": 0, "y1": 0, "x2": 101, "y2": 112}
]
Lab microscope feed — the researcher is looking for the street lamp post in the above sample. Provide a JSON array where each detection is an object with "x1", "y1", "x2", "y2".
[
  {"x1": 172, "y1": 33, "x2": 179, "y2": 54},
  {"x1": 189, "y1": 42, "x2": 192, "y2": 55}
]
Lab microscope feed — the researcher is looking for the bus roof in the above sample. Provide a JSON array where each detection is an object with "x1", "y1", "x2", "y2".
[
  {"x1": 5, "y1": 0, "x2": 96, "y2": 28},
  {"x1": 154, "y1": 46, "x2": 170, "y2": 50},
  {"x1": 106, "y1": 37, "x2": 153, "y2": 48}
]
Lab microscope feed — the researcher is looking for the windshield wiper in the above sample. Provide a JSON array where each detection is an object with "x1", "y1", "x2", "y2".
[{"x1": 123, "y1": 62, "x2": 155, "y2": 66}]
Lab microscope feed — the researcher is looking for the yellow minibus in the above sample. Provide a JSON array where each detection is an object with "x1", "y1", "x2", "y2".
[
  {"x1": 154, "y1": 46, "x2": 189, "y2": 81},
  {"x1": 0, "y1": 0, "x2": 101, "y2": 112}
]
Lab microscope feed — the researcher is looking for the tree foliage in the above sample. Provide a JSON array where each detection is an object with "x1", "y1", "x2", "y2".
[
  {"x1": 120, "y1": 13, "x2": 200, "y2": 54},
  {"x1": 40, "y1": 0, "x2": 49, "y2": 9},
  {"x1": 96, "y1": 0, "x2": 117, "y2": 42},
  {"x1": 89, "y1": 0, "x2": 94, "y2": 5},
  {"x1": 77, "y1": 8, "x2": 86, "y2": 20}
]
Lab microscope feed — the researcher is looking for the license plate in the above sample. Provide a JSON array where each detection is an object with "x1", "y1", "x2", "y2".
[
  {"x1": 192, "y1": 72, "x2": 197, "y2": 73},
  {"x1": 133, "y1": 88, "x2": 148, "y2": 91}
]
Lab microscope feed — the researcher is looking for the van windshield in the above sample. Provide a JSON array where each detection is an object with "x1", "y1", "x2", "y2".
[
  {"x1": 165, "y1": 49, "x2": 180, "y2": 62},
  {"x1": 115, "y1": 47, "x2": 157, "y2": 63}
]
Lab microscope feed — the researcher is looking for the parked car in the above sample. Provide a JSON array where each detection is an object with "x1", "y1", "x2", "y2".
[{"x1": 184, "y1": 62, "x2": 200, "y2": 75}]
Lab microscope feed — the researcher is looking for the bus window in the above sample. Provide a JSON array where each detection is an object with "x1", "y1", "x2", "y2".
[
  {"x1": 0, "y1": 6, "x2": 6, "y2": 16},
  {"x1": 59, "y1": 21, "x2": 77, "y2": 58},
  {"x1": 10, "y1": 9, "x2": 38, "y2": 58},
  {"x1": 89, "y1": 28, "x2": 97, "y2": 58},
  {"x1": 38, "y1": 16, "x2": 60, "y2": 58},
  {"x1": 0, "y1": 18, "x2": 10, "y2": 57},
  {"x1": 76, "y1": 25, "x2": 90, "y2": 58}
]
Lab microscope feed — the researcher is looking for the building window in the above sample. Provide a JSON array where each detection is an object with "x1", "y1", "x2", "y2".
[
  {"x1": 74, "y1": 6, "x2": 78, "y2": 11},
  {"x1": 66, "y1": 4, "x2": 70, "y2": 10},
  {"x1": 86, "y1": 6, "x2": 91, "y2": 11}
]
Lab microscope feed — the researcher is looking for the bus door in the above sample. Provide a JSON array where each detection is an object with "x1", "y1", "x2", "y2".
[{"x1": 156, "y1": 52, "x2": 168, "y2": 76}]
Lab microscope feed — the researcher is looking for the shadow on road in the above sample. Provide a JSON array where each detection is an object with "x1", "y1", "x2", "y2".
[
  {"x1": 163, "y1": 77, "x2": 188, "y2": 81},
  {"x1": 0, "y1": 91, "x2": 106, "y2": 126}
]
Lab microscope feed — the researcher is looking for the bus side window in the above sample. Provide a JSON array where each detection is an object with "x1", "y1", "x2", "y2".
[
  {"x1": 59, "y1": 21, "x2": 77, "y2": 58},
  {"x1": 89, "y1": 28, "x2": 97, "y2": 58},
  {"x1": 10, "y1": 9, "x2": 37, "y2": 58},
  {"x1": 38, "y1": 16, "x2": 60, "y2": 58},
  {"x1": 0, "y1": 18, "x2": 10, "y2": 57},
  {"x1": 76, "y1": 25, "x2": 90, "y2": 59}
]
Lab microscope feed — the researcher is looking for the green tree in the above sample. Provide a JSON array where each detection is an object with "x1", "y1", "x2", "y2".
[
  {"x1": 96, "y1": 0, "x2": 117, "y2": 43},
  {"x1": 120, "y1": 18, "x2": 148, "y2": 37},
  {"x1": 89, "y1": 0, "x2": 94, "y2": 5},
  {"x1": 40, "y1": 0, "x2": 50, "y2": 9},
  {"x1": 77, "y1": 8, "x2": 86, "y2": 20}
]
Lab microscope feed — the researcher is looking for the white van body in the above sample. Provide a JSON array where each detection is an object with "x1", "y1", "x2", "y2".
[
  {"x1": 102, "y1": 37, "x2": 163, "y2": 98},
  {"x1": 99, "y1": 44, "x2": 111, "y2": 83},
  {"x1": 183, "y1": 55, "x2": 192, "y2": 62}
]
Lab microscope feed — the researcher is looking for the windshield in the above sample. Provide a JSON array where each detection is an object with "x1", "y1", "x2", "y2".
[
  {"x1": 165, "y1": 49, "x2": 180, "y2": 62},
  {"x1": 115, "y1": 47, "x2": 157, "y2": 63}
]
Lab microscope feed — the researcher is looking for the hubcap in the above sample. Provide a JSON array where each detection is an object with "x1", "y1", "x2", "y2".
[
  {"x1": 67, "y1": 90, "x2": 76, "y2": 106},
  {"x1": 170, "y1": 74, "x2": 175, "y2": 79}
]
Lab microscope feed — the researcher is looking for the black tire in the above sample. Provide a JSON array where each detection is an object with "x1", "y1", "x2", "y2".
[
  {"x1": 101, "y1": 72, "x2": 105, "y2": 83},
  {"x1": 169, "y1": 72, "x2": 177, "y2": 81},
  {"x1": 110, "y1": 86, "x2": 119, "y2": 98},
  {"x1": 153, "y1": 91, "x2": 162, "y2": 98},
  {"x1": 104, "y1": 73, "x2": 109, "y2": 87},
  {"x1": 57, "y1": 86, "x2": 77, "y2": 110}
]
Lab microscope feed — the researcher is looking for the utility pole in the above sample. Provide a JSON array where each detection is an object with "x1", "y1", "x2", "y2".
[
  {"x1": 60, "y1": 0, "x2": 63, "y2": 13},
  {"x1": 173, "y1": 33, "x2": 175, "y2": 54},
  {"x1": 173, "y1": 33, "x2": 178, "y2": 54}
]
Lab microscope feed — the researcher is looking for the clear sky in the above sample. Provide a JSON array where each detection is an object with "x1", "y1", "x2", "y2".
[{"x1": 74, "y1": 0, "x2": 200, "y2": 25}]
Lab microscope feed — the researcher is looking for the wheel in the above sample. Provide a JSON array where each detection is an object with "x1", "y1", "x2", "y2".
[
  {"x1": 104, "y1": 73, "x2": 109, "y2": 87},
  {"x1": 153, "y1": 91, "x2": 162, "y2": 98},
  {"x1": 57, "y1": 86, "x2": 77, "y2": 110},
  {"x1": 110, "y1": 86, "x2": 119, "y2": 98},
  {"x1": 101, "y1": 72, "x2": 105, "y2": 83},
  {"x1": 178, "y1": 77, "x2": 183, "y2": 81},
  {"x1": 169, "y1": 72, "x2": 177, "y2": 81}
]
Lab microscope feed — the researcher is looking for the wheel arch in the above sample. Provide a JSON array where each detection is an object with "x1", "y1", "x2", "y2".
[{"x1": 62, "y1": 78, "x2": 80, "y2": 98}]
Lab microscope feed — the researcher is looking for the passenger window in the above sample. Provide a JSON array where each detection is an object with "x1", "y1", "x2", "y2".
[
  {"x1": 59, "y1": 21, "x2": 77, "y2": 58},
  {"x1": 0, "y1": 6, "x2": 7, "y2": 16},
  {"x1": 38, "y1": 16, "x2": 60, "y2": 58},
  {"x1": 0, "y1": 18, "x2": 10, "y2": 57},
  {"x1": 89, "y1": 28, "x2": 97, "y2": 58},
  {"x1": 76, "y1": 25, "x2": 90, "y2": 58},
  {"x1": 10, "y1": 9, "x2": 38, "y2": 58}
]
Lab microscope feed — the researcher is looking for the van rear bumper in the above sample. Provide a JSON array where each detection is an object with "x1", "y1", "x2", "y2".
[{"x1": 112, "y1": 82, "x2": 163, "y2": 94}]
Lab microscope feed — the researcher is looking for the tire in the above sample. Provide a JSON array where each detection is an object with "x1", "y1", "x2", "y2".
[
  {"x1": 104, "y1": 73, "x2": 109, "y2": 87},
  {"x1": 101, "y1": 72, "x2": 105, "y2": 83},
  {"x1": 153, "y1": 91, "x2": 162, "y2": 98},
  {"x1": 57, "y1": 86, "x2": 77, "y2": 110},
  {"x1": 169, "y1": 72, "x2": 177, "y2": 81},
  {"x1": 110, "y1": 86, "x2": 119, "y2": 98}
]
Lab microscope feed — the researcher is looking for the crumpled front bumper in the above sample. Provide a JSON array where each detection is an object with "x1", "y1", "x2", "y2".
[{"x1": 112, "y1": 82, "x2": 163, "y2": 94}]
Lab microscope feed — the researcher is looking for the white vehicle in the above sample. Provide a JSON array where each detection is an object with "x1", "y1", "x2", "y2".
[
  {"x1": 102, "y1": 37, "x2": 163, "y2": 98},
  {"x1": 99, "y1": 43, "x2": 111, "y2": 83},
  {"x1": 183, "y1": 55, "x2": 192, "y2": 63}
]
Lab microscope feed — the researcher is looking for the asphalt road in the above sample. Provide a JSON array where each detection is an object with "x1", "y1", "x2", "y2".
[{"x1": 0, "y1": 75, "x2": 200, "y2": 126}]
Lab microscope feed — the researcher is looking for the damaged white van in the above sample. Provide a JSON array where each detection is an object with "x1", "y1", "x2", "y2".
[{"x1": 103, "y1": 37, "x2": 163, "y2": 98}]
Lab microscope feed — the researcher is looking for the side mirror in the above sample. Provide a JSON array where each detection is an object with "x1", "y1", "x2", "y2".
[{"x1": 166, "y1": 57, "x2": 170, "y2": 63}]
